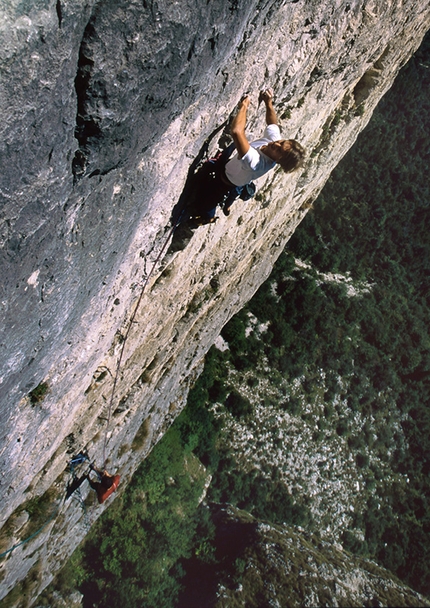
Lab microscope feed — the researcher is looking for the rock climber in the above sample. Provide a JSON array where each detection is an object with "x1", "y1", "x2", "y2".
[
  {"x1": 88, "y1": 463, "x2": 121, "y2": 504},
  {"x1": 187, "y1": 89, "x2": 305, "y2": 225}
]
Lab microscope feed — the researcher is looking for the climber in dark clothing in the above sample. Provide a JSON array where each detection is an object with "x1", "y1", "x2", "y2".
[
  {"x1": 186, "y1": 144, "x2": 237, "y2": 223},
  {"x1": 187, "y1": 89, "x2": 305, "y2": 224}
]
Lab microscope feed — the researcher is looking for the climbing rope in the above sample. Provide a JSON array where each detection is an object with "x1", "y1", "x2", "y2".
[
  {"x1": 0, "y1": 503, "x2": 63, "y2": 560},
  {"x1": 101, "y1": 218, "x2": 182, "y2": 468},
  {"x1": 100, "y1": 116, "x2": 232, "y2": 469},
  {"x1": 0, "y1": 115, "x2": 235, "y2": 562}
]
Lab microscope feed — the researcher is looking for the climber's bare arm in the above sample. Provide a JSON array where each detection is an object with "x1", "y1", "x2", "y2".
[
  {"x1": 230, "y1": 95, "x2": 251, "y2": 158},
  {"x1": 265, "y1": 98, "x2": 278, "y2": 126},
  {"x1": 260, "y1": 89, "x2": 278, "y2": 125}
]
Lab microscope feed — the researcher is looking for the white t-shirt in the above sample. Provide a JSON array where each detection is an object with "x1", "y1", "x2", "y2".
[{"x1": 224, "y1": 124, "x2": 281, "y2": 187}]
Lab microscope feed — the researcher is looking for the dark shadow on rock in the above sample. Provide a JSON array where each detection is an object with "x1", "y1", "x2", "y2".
[
  {"x1": 65, "y1": 474, "x2": 88, "y2": 500},
  {"x1": 167, "y1": 221, "x2": 197, "y2": 254},
  {"x1": 167, "y1": 122, "x2": 233, "y2": 255}
]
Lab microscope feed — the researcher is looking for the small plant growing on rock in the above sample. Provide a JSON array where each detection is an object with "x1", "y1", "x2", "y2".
[{"x1": 28, "y1": 381, "x2": 49, "y2": 405}]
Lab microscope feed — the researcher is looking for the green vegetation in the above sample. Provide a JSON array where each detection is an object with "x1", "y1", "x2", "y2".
[
  {"x1": 224, "y1": 389, "x2": 252, "y2": 418},
  {"x1": 185, "y1": 31, "x2": 430, "y2": 596},
  {"x1": 2, "y1": 561, "x2": 42, "y2": 608},
  {"x1": 251, "y1": 33, "x2": 429, "y2": 593},
  {"x1": 48, "y1": 428, "x2": 214, "y2": 608},
  {"x1": 131, "y1": 416, "x2": 151, "y2": 451},
  {"x1": 176, "y1": 347, "x2": 312, "y2": 529},
  {"x1": 22, "y1": 489, "x2": 60, "y2": 537},
  {"x1": 285, "y1": 37, "x2": 430, "y2": 593},
  {"x1": 28, "y1": 381, "x2": 49, "y2": 405},
  {"x1": 0, "y1": 487, "x2": 60, "y2": 559}
]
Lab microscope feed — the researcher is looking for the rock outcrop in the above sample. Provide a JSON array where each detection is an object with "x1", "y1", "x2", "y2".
[
  {"x1": 179, "y1": 503, "x2": 430, "y2": 608},
  {"x1": 1, "y1": 0, "x2": 429, "y2": 603}
]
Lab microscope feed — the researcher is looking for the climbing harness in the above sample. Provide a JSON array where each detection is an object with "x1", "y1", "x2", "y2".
[
  {"x1": 186, "y1": 141, "x2": 257, "y2": 223},
  {"x1": 68, "y1": 453, "x2": 120, "y2": 506},
  {"x1": 88, "y1": 465, "x2": 121, "y2": 505}
]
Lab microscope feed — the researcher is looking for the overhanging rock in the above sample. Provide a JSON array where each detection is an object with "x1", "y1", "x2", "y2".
[{"x1": 1, "y1": 0, "x2": 429, "y2": 603}]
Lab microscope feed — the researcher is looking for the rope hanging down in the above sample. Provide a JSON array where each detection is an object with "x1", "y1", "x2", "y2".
[
  {"x1": 100, "y1": 117, "x2": 231, "y2": 468},
  {"x1": 0, "y1": 453, "x2": 100, "y2": 559},
  {"x1": 1, "y1": 212, "x2": 190, "y2": 560},
  {"x1": 0, "y1": 117, "x2": 233, "y2": 562},
  {"x1": 0, "y1": 504, "x2": 63, "y2": 560},
  {"x1": 101, "y1": 219, "x2": 180, "y2": 468}
]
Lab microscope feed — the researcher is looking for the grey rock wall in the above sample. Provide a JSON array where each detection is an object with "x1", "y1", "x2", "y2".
[{"x1": 1, "y1": 0, "x2": 429, "y2": 603}]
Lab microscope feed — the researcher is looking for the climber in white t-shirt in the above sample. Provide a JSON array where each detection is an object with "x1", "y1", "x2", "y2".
[
  {"x1": 225, "y1": 89, "x2": 305, "y2": 189},
  {"x1": 187, "y1": 89, "x2": 305, "y2": 224}
]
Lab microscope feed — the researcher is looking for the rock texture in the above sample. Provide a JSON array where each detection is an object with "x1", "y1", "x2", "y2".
[
  {"x1": 1, "y1": 0, "x2": 429, "y2": 603},
  {"x1": 184, "y1": 503, "x2": 430, "y2": 608}
]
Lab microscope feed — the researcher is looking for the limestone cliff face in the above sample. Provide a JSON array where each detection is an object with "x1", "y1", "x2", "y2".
[{"x1": 1, "y1": 0, "x2": 429, "y2": 602}]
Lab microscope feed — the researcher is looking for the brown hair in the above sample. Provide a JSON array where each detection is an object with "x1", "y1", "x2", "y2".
[{"x1": 279, "y1": 140, "x2": 306, "y2": 173}]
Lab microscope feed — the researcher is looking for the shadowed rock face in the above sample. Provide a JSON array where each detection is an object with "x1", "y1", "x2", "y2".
[{"x1": 1, "y1": 0, "x2": 429, "y2": 603}]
